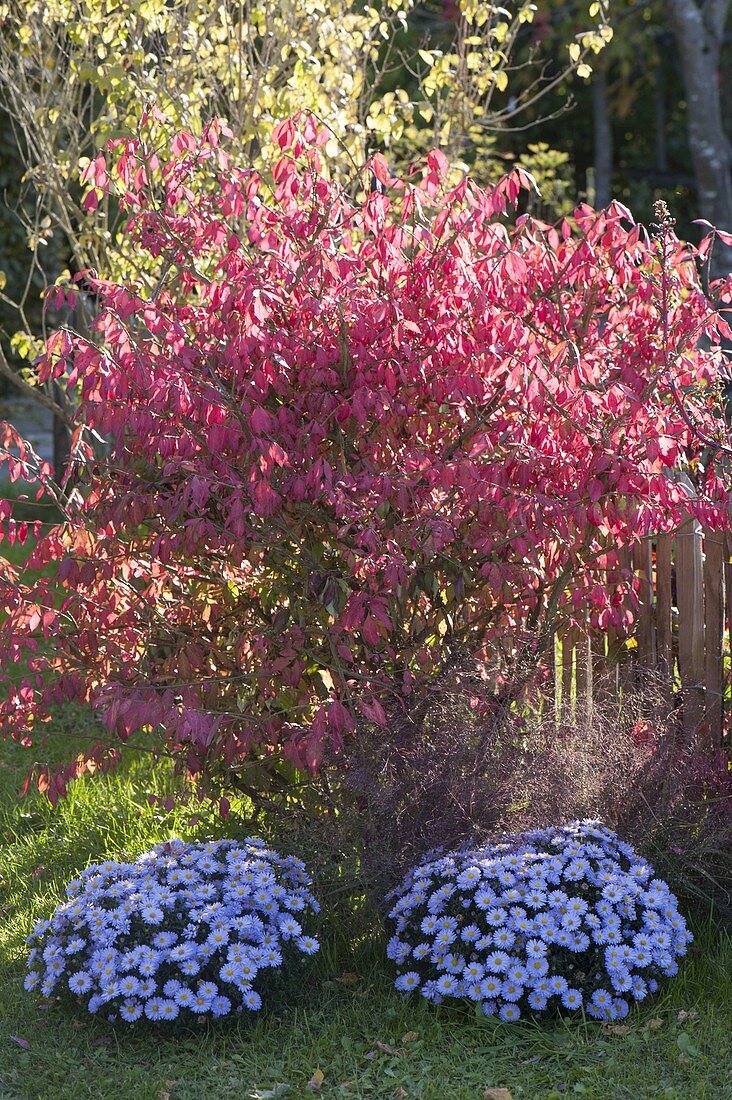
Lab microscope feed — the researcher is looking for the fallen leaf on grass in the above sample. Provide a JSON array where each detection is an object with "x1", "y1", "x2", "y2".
[
  {"x1": 307, "y1": 1068, "x2": 325, "y2": 1092},
  {"x1": 376, "y1": 1041, "x2": 405, "y2": 1056},
  {"x1": 484, "y1": 1090, "x2": 514, "y2": 1100},
  {"x1": 9, "y1": 1037, "x2": 29, "y2": 1050},
  {"x1": 365, "y1": 1040, "x2": 407, "y2": 1058},
  {"x1": 393, "y1": 1089, "x2": 408, "y2": 1098},
  {"x1": 601, "y1": 1023, "x2": 631, "y2": 1037},
  {"x1": 248, "y1": 1085, "x2": 290, "y2": 1099},
  {"x1": 333, "y1": 972, "x2": 358, "y2": 988},
  {"x1": 401, "y1": 1032, "x2": 418, "y2": 1043},
  {"x1": 645, "y1": 1017, "x2": 664, "y2": 1032}
]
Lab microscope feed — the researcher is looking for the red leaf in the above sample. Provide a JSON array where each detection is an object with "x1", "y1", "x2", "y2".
[
  {"x1": 371, "y1": 153, "x2": 390, "y2": 184},
  {"x1": 426, "y1": 149, "x2": 448, "y2": 175},
  {"x1": 358, "y1": 698, "x2": 387, "y2": 727},
  {"x1": 272, "y1": 119, "x2": 295, "y2": 149}
]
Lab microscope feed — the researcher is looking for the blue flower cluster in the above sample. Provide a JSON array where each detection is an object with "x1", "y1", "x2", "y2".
[
  {"x1": 386, "y1": 820, "x2": 691, "y2": 1022},
  {"x1": 25, "y1": 837, "x2": 320, "y2": 1023}
]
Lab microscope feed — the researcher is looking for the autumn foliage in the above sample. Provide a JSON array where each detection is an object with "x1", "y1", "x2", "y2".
[{"x1": 0, "y1": 114, "x2": 729, "y2": 803}]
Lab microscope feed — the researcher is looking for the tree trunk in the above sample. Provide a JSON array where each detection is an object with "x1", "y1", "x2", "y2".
[
  {"x1": 592, "y1": 66, "x2": 613, "y2": 209},
  {"x1": 666, "y1": 0, "x2": 732, "y2": 278},
  {"x1": 654, "y1": 50, "x2": 668, "y2": 174},
  {"x1": 52, "y1": 384, "x2": 71, "y2": 480}
]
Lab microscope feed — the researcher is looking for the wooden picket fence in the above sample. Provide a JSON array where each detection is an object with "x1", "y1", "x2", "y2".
[{"x1": 549, "y1": 520, "x2": 731, "y2": 746}]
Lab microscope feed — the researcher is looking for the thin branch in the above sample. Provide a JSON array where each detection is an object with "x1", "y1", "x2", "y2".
[{"x1": 0, "y1": 344, "x2": 74, "y2": 427}]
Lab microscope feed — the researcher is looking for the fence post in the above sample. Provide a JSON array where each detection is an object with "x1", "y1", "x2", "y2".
[
  {"x1": 591, "y1": 631, "x2": 607, "y2": 707},
  {"x1": 633, "y1": 539, "x2": 655, "y2": 674},
  {"x1": 655, "y1": 533, "x2": 673, "y2": 687},
  {"x1": 576, "y1": 627, "x2": 591, "y2": 720},
  {"x1": 561, "y1": 626, "x2": 575, "y2": 722},
  {"x1": 722, "y1": 528, "x2": 726, "y2": 734},
  {"x1": 614, "y1": 546, "x2": 633, "y2": 696},
  {"x1": 544, "y1": 629, "x2": 556, "y2": 723},
  {"x1": 676, "y1": 515, "x2": 705, "y2": 735},
  {"x1": 703, "y1": 528, "x2": 725, "y2": 747}
]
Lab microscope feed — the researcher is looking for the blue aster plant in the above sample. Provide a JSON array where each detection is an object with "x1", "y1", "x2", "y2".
[
  {"x1": 386, "y1": 820, "x2": 691, "y2": 1022},
  {"x1": 25, "y1": 837, "x2": 320, "y2": 1023}
]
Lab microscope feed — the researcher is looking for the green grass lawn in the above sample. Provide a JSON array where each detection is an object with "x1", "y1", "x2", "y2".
[{"x1": 0, "y1": 724, "x2": 731, "y2": 1100}]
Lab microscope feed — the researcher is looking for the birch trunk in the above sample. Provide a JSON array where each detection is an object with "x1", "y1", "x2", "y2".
[{"x1": 666, "y1": 0, "x2": 732, "y2": 278}]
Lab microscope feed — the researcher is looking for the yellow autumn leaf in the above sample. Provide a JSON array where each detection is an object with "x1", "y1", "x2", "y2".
[{"x1": 307, "y1": 1068, "x2": 325, "y2": 1092}]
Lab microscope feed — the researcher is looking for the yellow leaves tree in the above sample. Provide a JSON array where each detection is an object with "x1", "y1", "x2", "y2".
[
  {"x1": 0, "y1": 0, "x2": 413, "y2": 414},
  {"x1": 372, "y1": 1, "x2": 612, "y2": 184},
  {"x1": 0, "y1": 0, "x2": 613, "y2": 442},
  {"x1": 0, "y1": 0, "x2": 406, "y2": 274}
]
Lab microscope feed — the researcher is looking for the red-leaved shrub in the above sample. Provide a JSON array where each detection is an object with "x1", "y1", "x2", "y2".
[{"x1": 0, "y1": 113, "x2": 729, "y2": 803}]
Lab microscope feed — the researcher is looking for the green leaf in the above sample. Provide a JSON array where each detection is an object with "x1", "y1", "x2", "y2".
[{"x1": 676, "y1": 1032, "x2": 700, "y2": 1058}]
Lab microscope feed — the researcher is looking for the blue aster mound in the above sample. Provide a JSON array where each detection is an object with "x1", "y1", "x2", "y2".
[
  {"x1": 386, "y1": 820, "x2": 692, "y2": 1023},
  {"x1": 25, "y1": 837, "x2": 320, "y2": 1023}
]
